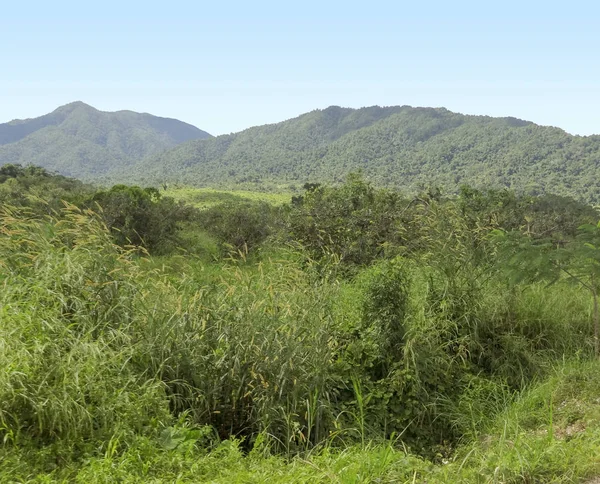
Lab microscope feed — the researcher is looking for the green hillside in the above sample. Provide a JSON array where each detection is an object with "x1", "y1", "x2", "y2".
[
  {"x1": 0, "y1": 102, "x2": 211, "y2": 180},
  {"x1": 5, "y1": 102, "x2": 600, "y2": 203},
  {"x1": 130, "y1": 105, "x2": 600, "y2": 203},
  {"x1": 4, "y1": 169, "x2": 600, "y2": 481}
]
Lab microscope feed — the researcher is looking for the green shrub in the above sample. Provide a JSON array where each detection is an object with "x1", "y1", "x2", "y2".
[
  {"x1": 89, "y1": 184, "x2": 195, "y2": 253},
  {"x1": 196, "y1": 200, "x2": 278, "y2": 255}
]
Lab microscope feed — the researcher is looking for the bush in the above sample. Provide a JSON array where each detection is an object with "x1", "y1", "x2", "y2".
[
  {"x1": 89, "y1": 185, "x2": 195, "y2": 253},
  {"x1": 196, "y1": 200, "x2": 278, "y2": 255},
  {"x1": 287, "y1": 173, "x2": 408, "y2": 270}
]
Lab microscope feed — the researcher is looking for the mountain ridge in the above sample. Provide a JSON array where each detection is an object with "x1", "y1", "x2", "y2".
[
  {"x1": 125, "y1": 104, "x2": 600, "y2": 203},
  {"x1": 4, "y1": 102, "x2": 600, "y2": 203},
  {"x1": 0, "y1": 102, "x2": 211, "y2": 178}
]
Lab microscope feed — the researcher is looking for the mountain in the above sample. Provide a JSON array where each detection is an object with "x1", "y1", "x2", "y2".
[
  {"x1": 128, "y1": 105, "x2": 600, "y2": 203},
  {"x1": 4, "y1": 103, "x2": 600, "y2": 204},
  {"x1": 0, "y1": 102, "x2": 211, "y2": 179}
]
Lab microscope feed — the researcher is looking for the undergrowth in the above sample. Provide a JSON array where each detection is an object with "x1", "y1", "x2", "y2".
[{"x1": 1, "y1": 204, "x2": 599, "y2": 483}]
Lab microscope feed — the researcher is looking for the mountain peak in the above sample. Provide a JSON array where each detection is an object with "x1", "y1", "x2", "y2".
[
  {"x1": 53, "y1": 101, "x2": 96, "y2": 113},
  {"x1": 0, "y1": 103, "x2": 212, "y2": 176}
]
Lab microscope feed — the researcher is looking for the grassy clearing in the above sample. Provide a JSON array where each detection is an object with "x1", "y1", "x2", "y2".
[{"x1": 164, "y1": 186, "x2": 292, "y2": 208}]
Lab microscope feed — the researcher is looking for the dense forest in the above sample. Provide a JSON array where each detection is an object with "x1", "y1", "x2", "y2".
[
  {"x1": 4, "y1": 103, "x2": 600, "y2": 205},
  {"x1": 0, "y1": 102, "x2": 211, "y2": 179},
  {"x1": 3, "y1": 164, "x2": 600, "y2": 481},
  {"x1": 131, "y1": 105, "x2": 600, "y2": 204}
]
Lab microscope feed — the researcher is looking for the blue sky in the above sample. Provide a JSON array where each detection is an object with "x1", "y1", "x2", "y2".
[{"x1": 2, "y1": 1, "x2": 599, "y2": 135}]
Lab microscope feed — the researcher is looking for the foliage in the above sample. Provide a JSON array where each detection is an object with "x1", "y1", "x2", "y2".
[
  {"x1": 287, "y1": 173, "x2": 407, "y2": 269},
  {"x1": 164, "y1": 185, "x2": 292, "y2": 208},
  {"x1": 0, "y1": 101, "x2": 210, "y2": 180},
  {"x1": 0, "y1": 167, "x2": 201, "y2": 255},
  {"x1": 0, "y1": 163, "x2": 94, "y2": 210},
  {"x1": 494, "y1": 221, "x2": 600, "y2": 357},
  {"x1": 196, "y1": 200, "x2": 279, "y2": 254},
  {"x1": 3, "y1": 172, "x2": 600, "y2": 481},
  {"x1": 0, "y1": 205, "x2": 172, "y2": 461},
  {"x1": 359, "y1": 258, "x2": 410, "y2": 362},
  {"x1": 5, "y1": 102, "x2": 600, "y2": 205},
  {"x1": 128, "y1": 105, "x2": 600, "y2": 204},
  {"x1": 89, "y1": 184, "x2": 195, "y2": 253}
]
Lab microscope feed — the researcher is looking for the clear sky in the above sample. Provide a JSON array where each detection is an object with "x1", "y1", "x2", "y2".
[{"x1": 2, "y1": 0, "x2": 600, "y2": 136}]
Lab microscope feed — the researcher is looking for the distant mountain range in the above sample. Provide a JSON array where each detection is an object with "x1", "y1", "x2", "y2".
[
  {"x1": 0, "y1": 102, "x2": 211, "y2": 179},
  {"x1": 3, "y1": 102, "x2": 600, "y2": 203}
]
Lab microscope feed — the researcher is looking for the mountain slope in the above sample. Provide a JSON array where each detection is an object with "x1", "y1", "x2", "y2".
[
  {"x1": 0, "y1": 102, "x2": 211, "y2": 179},
  {"x1": 130, "y1": 105, "x2": 600, "y2": 203}
]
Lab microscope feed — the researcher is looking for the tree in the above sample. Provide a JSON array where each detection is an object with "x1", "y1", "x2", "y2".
[
  {"x1": 89, "y1": 185, "x2": 193, "y2": 253},
  {"x1": 494, "y1": 222, "x2": 600, "y2": 357},
  {"x1": 196, "y1": 201, "x2": 277, "y2": 255},
  {"x1": 287, "y1": 173, "x2": 407, "y2": 269}
]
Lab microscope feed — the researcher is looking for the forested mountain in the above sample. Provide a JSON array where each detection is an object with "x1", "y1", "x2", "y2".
[
  {"x1": 0, "y1": 102, "x2": 211, "y2": 179},
  {"x1": 130, "y1": 105, "x2": 600, "y2": 203},
  {"x1": 4, "y1": 103, "x2": 600, "y2": 203}
]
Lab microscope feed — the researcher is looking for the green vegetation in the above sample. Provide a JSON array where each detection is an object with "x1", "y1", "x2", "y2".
[
  {"x1": 3, "y1": 168, "x2": 600, "y2": 482},
  {"x1": 6, "y1": 102, "x2": 600, "y2": 204},
  {"x1": 0, "y1": 102, "x2": 211, "y2": 180},
  {"x1": 0, "y1": 164, "x2": 197, "y2": 255},
  {"x1": 0, "y1": 163, "x2": 93, "y2": 210},
  {"x1": 164, "y1": 186, "x2": 292, "y2": 208},
  {"x1": 130, "y1": 105, "x2": 600, "y2": 204}
]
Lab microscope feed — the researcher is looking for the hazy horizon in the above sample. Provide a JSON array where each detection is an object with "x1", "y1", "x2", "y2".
[
  {"x1": 3, "y1": 1, "x2": 600, "y2": 136},
  {"x1": 2, "y1": 99, "x2": 596, "y2": 139}
]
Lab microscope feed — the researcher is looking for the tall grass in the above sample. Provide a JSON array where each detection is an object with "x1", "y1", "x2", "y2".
[
  {"x1": 0, "y1": 204, "x2": 171, "y2": 465},
  {"x1": 0, "y1": 204, "x2": 346, "y2": 463},
  {"x1": 1, "y1": 203, "x2": 598, "y2": 481},
  {"x1": 133, "y1": 254, "x2": 344, "y2": 453}
]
